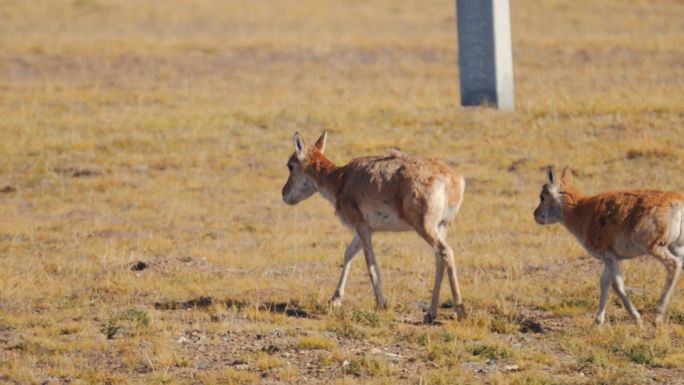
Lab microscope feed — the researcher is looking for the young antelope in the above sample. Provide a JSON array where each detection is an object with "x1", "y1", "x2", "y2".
[
  {"x1": 282, "y1": 132, "x2": 466, "y2": 323},
  {"x1": 534, "y1": 166, "x2": 684, "y2": 326}
]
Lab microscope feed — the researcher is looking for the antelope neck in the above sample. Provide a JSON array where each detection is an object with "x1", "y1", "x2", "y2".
[
  {"x1": 306, "y1": 151, "x2": 342, "y2": 205},
  {"x1": 559, "y1": 185, "x2": 584, "y2": 238}
]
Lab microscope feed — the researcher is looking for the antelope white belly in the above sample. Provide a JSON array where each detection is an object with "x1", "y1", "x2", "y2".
[{"x1": 363, "y1": 204, "x2": 411, "y2": 231}]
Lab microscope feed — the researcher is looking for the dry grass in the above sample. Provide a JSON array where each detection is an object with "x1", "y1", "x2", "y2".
[{"x1": 1, "y1": 0, "x2": 684, "y2": 384}]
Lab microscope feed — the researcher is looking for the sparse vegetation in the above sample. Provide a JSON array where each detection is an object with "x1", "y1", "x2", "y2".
[
  {"x1": 1, "y1": 0, "x2": 684, "y2": 383},
  {"x1": 100, "y1": 320, "x2": 119, "y2": 340},
  {"x1": 121, "y1": 308, "x2": 151, "y2": 329},
  {"x1": 298, "y1": 335, "x2": 336, "y2": 351},
  {"x1": 467, "y1": 343, "x2": 513, "y2": 361},
  {"x1": 345, "y1": 356, "x2": 394, "y2": 378}
]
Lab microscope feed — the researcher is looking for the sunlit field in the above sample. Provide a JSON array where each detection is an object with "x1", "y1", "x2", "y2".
[{"x1": 1, "y1": 0, "x2": 684, "y2": 384}]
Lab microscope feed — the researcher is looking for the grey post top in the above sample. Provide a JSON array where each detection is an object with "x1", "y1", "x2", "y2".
[{"x1": 457, "y1": 0, "x2": 514, "y2": 110}]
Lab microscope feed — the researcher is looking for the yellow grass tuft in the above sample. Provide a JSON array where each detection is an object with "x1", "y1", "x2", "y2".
[{"x1": 297, "y1": 335, "x2": 337, "y2": 351}]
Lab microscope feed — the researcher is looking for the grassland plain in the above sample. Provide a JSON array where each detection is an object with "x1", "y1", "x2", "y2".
[{"x1": 0, "y1": 0, "x2": 684, "y2": 384}]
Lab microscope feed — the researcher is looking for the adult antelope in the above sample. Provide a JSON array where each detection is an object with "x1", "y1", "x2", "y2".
[
  {"x1": 534, "y1": 166, "x2": 684, "y2": 326},
  {"x1": 281, "y1": 132, "x2": 466, "y2": 323}
]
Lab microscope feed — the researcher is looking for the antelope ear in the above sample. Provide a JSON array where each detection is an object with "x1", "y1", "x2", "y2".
[
  {"x1": 293, "y1": 132, "x2": 306, "y2": 161},
  {"x1": 314, "y1": 131, "x2": 327, "y2": 153},
  {"x1": 547, "y1": 166, "x2": 557, "y2": 185},
  {"x1": 561, "y1": 166, "x2": 573, "y2": 185}
]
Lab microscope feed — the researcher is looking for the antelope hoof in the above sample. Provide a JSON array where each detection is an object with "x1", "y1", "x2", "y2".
[
  {"x1": 594, "y1": 314, "x2": 605, "y2": 326},
  {"x1": 454, "y1": 304, "x2": 467, "y2": 321},
  {"x1": 330, "y1": 291, "x2": 344, "y2": 308},
  {"x1": 636, "y1": 318, "x2": 645, "y2": 330},
  {"x1": 654, "y1": 314, "x2": 665, "y2": 326},
  {"x1": 423, "y1": 312, "x2": 436, "y2": 324}
]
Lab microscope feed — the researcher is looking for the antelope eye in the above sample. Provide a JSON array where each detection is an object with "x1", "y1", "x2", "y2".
[{"x1": 287, "y1": 164, "x2": 293, "y2": 172}]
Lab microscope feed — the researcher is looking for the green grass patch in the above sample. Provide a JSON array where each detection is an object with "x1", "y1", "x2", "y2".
[{"x1": 467, "y1": 343, "x2": 512, "y2": 361}]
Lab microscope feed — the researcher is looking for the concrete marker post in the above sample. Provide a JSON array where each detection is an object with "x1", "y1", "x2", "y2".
[{"x1": 457, "y1": 0, "x2": 514, "y2": 110}]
